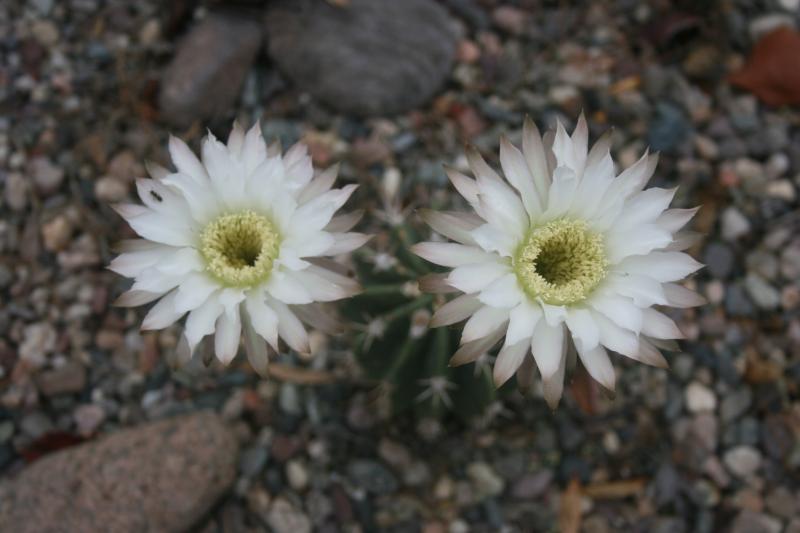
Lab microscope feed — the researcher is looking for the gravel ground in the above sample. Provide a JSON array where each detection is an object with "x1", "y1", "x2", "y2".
[{"x1": 1, "y1": 0, "x2": 799, "y2": 532}]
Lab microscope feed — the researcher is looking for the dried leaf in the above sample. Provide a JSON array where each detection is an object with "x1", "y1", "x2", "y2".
[
  {"x1": 729, "y1": 27, "x2": 800, "y2": 106},
  {"x1": 583, "y1": 478, "x2": 647, "y2": 499},
  {"x1": 267, "y1": 363, "x2": 336, "y2": 385},
  {"x1": 21, "y1": 432, "x2": 85, "y2": 463},
  {"x1": 569, "y1": 363, "x2": 595, "y2": 415},
  {"x1": 559, "y1": 477, "x2": 583, "y2": 533}
]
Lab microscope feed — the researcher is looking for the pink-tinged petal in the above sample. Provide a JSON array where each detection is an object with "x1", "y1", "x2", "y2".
[
  {"x1": 325, "y1": 210, "x2": 364, "y2": 233},
  {"x1": 169, "y1": 135, "x2": 208, "y2": 183},
  {"x1": 565, "y1": 308, "x2": 600, "y2": 351},
  {"x1": 324, "y1": 233, "x2": 371, "y2": 256},
  {"x1": 588, "y1": 293, "x2": 643, "y2": 333},
  {"x1": 174, "y1": 272, "x2": 218, "y2": 313},
  {"x1": 530, "y1": 321, "x2": 564, "y2": 379},
  {"x1": 145, "y1": 160, "x2": 169, "y2": 181},
  {"x1": 522, "y1": 116, "x2": 550, "y2": 201},
  {"x1": 449, "y1": 327, "x2": 505, "y2": 367},
  {"x1": 640, "y1": 308, "x2": 685, "y2": 340},
  {"x1": 541, "y1": 349, "x2": 566, "y2": 409},
  {"x1": 656, "y1": 207, "x2": 700, "y2": 233},
  {"x1": 576, "y1": 343, "x2": 615, "y2": 391},
  {"x1": 444, "y1": 165, "x2": 483, "y2": 216},
  {"x1": 663, "y1": 283, "x2": 707, "y2": 308},
  {"x1": 214, "y1": 303, "x2": 241, "y2": 364},
  {"x1": 184, "y1": 292, "x2": 223, "y2": 353},
  {"x1": 431, "y1": 294, "x2": 482, "y2": 327},
  {"x1": 493, "y1": 340, "x2": 529, "y2": 387},
  {"x1": 592, "y1": 311, "x2": 639, "y2": 358},
  {"x1": 614, "y1": 188, "x2": 676, "y2": 232},
  {"x1": 544, "y1": 166, "x2": 578, "y2": 219},
  {"x1": 242, "y1": 309, "x2": 270, "y2": 376},
  {"x1": 608, "y1": 273, "x2": 669, "y2": 307},
  {"x1": 419, "y1": 273, "x2": 458, "y2": 294},
  {"x1": 478, "y1": 273, "x2": 523, "y2": 308},
  {"x1": 244, "y1": 291, "x2": 279, "y2": 351},
  {"x1": 618, "y1": 251, "x2": 704, "y2": 282},
  {"x1": 289, "y1": 269, "x2": 357, "y2": 302},
  {"x1": 270, "y1": 298, "x2": 309, "y2": 354},
  {"x1": 471, "y1": 223, "x2": 519, "y2": 257},
  {"x1": 540, "y1": 302, "x2": 568, "y2": 326},
  {"x1": 298, "y1": 163, "x2": 339, "y2": 205},
  {"x1": 614, "y1": 150, "x2": 658, "y2": 196},
  {"x1": 411, "y1": 242, "x2": 498, "y2": 267},
  {"x1": 505, "y1": 300, "x2": 542, "y2": 347},
  {"x1": 141, "y1": 290, "x2": 185, "y2": 330},
  {"x1": 266, "y1": 270, "x2": 313, "y2": 304},
  {"x1": 499, "y1": 136, "x2": 543, "y2": 217},
  {"x1": 467, "y1": 146, "x2": 528, "y2": 237},
  {"x1": 461, "y1": 306, "x2": 509, "y2": 344},
  {"x1": 447, "y1": 261, "x2": 510, "y2": 293},
  {"x1": 632, "y1": 338, "x2": 669, "y2": 368},
  {"x1": 420, "y1": 209, "x2": 482, "y2": 245},
  {"x1": 113, "y1": 289, "x2": 161, "y2": 308},
  {"x1": 227, "y1": 120, "x2": 246, "y2": 156},
  {"x1": 242, "y1": 122, "x2": 267, "y2": 174},
  {"x1": 665, "y1": 231, "x2": 702, "y2": 252},
  {"x1": 605, "y1": 224, "x2": 673, "y2": 264}
]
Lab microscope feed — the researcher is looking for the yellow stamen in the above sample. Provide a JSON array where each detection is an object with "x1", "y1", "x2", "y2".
[
  {"x1": 200, "y1": 211, "x2": 280, "y2": 287},
  {"x1": 514, "y1": 218, "x2": 607, "y2": 305}
]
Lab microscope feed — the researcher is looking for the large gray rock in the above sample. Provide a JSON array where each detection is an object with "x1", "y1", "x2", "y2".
[
  {"x1": 0, "y1": 411, "x2": 238, "y2": 533},
  {"x1": 265, "y1": 0, "x2": 457, "y2": 116},
  {"x1": 159, "y1": 11, "x2": 262, "y2": 127}
]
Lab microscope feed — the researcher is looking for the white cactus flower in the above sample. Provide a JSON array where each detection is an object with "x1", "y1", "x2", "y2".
[
  {"x1": 110, "y1": 122, "x2": 369, "y2": 374},
  {"x1": 412, "y1": 116, "x2": 704, "y2": 408}
]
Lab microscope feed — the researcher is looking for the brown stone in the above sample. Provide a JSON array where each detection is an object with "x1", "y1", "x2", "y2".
[
  {"x1": 0, "y1": 411, "x2": 238, "y2": 533},
  {"x1": 34, "y1": 361, "x2": 86, "y2": 396},
  {"x1": 159, "y1": 11, "x2": 262, "y2": 127}
]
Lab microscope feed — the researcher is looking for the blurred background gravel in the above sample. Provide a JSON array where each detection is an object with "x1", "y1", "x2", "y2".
[{"x1": 0, "y1": 0, "x2": 799, "y2": 532}]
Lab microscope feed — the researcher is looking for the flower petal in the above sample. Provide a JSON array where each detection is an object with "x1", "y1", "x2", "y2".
[
  {"x1": 640, "y1": 308, "x2": 684, "y2": 340},
  {"x1": 478, "y1": 273, "x2": 524, "y2": 308},
  {"x1": 244, "y1": 290, "x2": 279, "y2": 350},
  {"x1": 618, "y1": 252, "x2": 704, "y2": 282},
  {"x1": 530, "y1": 321, "x2": 564, "y2": 379},
  {"x1": 271, "y1": 299, "x2": 309, "y2": 353},
  {"x1": 493, "y1": 340, "x2": 529, "y2": 387},
  {"x1": 447, "y1": 261, "x2": 510, "y2": 294},
  {"x1": 500, "y1": 136, "x2": 543, "y2": 217},
  {"x1": 214, "y1": 303, "x2": 241, "y2": 364},
  {"x1": 461, "y1": 306, "x2": 509, "y2": 344},
  {"x1": 420, "y1": 209, "x2": 482, "y2": 245},
  {"x1": 565, "y1": 308, "x2": 600, "y2": 351},
  {"x1": 505, "y1": 300, "x2": 542, "y2": 347},
  {"x1": 576, "y1": 343, "x2": 615, "y2": 391},
  {"x1": 431, "y1": 294, "x2": 482, "y2": 327},
  {"x1": 141, "y1": 290, "x2": 185, "y2": 330},
  {"x1": 411, "y1": 242, "x2": 498, "y2": 267}
]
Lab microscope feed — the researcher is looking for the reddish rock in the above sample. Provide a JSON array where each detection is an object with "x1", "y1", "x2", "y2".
[
  {"x1": 729, "y1": 27, "x2": 800, "y2": 107},
  {"x1": 0, "y1": 412, "x2": 238, "y2": 533}
]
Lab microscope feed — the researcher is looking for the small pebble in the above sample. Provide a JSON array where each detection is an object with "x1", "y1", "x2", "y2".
[
  {"x1": 723, "y1": 446, "x2": 762, "y2": 479},
  {"x1": 686, "y1": 382, "x2": 717, "y2": 413}
]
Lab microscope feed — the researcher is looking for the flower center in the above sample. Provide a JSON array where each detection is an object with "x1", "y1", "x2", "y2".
[
  {"x1": 514, "y1": 218, "x2": 607, "y2": 306},
  {"x1": 200, "y1": 211, "x2": 280, "y2": 287}
]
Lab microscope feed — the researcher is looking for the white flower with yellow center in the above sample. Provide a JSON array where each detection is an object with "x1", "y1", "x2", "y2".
[
  {"x1": 412, "y1": 116, "x2": 704, "y2": 408},
  {"x1": 110, "y1": 122, "x2": 369, "y2": 374}
]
